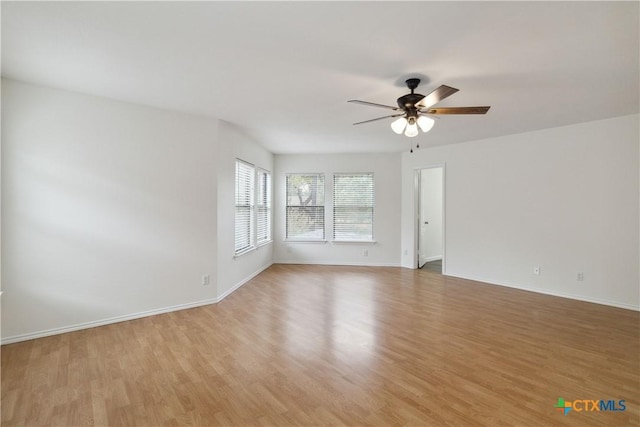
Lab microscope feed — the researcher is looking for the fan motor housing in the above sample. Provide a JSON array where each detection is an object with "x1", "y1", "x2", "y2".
[{"x1": 397, "y1": 93, "x2": 424, "y2": 109}]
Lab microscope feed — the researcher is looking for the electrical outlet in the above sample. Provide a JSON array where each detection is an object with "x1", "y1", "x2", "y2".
[
  {"x1": 533, "y1": 266, "x2": 540, "y2": 276},
  {"x1": 363, "y1": 249, "x2": 369, "y2": 257},
  {"x1": 201, "y1": 275, "x2": 210, "y2": 286},
  {"x1": 577, "y1": 272, "x2": 584, "y2": 281}
]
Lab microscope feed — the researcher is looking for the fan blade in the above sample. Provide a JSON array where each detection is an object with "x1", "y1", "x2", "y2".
[
  {"x1": 416, "y1": 85, "x2": 459, "y2": 109},
  {"x1": 353, "y1": 114, "x2": 404, "y2": 125},
  {"x1": 348, "y1": 100, "x2": 402, "y2": 111},
  {"x1": 423, "y1": 106, "x2": 491, "y2": 115}
]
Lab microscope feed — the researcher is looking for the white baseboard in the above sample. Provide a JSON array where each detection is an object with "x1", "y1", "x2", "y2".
[
  {"x1": 6, "y1": 264, "x2": 634, "y2": 345},
  {"x1": 1, "y1": 298, "x2": 218, "y2": 345},
  {"x1": 217, "y1": 262, "x2": 273, "y2": 301},
  {"x1": 445, "y1": 272, "x2": 640, "y2": 312},
  {"x1": 1, "y1": 263, "x2": 274, "y2": 345},
  {"x1": 275, "y1": 259, "x2": 401, "y2": 267}
]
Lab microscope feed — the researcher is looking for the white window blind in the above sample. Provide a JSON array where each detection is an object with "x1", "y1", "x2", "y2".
[
  {"x1": 333, "y1": 173, "x2": 374, "y2": 241},
  {"x1": 286, "y1": 174, "x2": 325, "y2": 240},
  {"x1": 256, "y1": 169, "x2": 272, "y2": 244},
  {"x1": 235, "y1": 160, "x2": 255, "y2": 254}
]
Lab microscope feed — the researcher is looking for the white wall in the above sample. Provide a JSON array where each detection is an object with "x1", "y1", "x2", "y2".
[
  {"x1": 2, "y1": 79, "x2": 272, "y2": 343},
  {"x1": 216, "y1": 121, "x2": 274, "y2": 297},
  {"x1": 274, "y1": 153, "x2": 401, "y2": 266},
  {"x1": 3, "y1": 78, "x2": 637, "y2": 345},
  {"x1": 402, "y1": 114, "x2": 640, "y2": 310}
]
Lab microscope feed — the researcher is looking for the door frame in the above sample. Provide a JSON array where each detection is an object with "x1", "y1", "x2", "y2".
[{"x1": 414, "y1": 164, "x2": 446, "y2": 272}]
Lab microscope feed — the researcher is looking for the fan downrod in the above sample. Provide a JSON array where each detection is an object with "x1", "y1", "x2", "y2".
[{"x1": 405, "y1": 78, "x2": 421, "y2": 93}]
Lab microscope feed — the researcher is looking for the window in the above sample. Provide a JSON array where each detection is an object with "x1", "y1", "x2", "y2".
[
  {"x1": 333, "y1": 173, "x2": 374, "y2": 241},
  {"x1": 286, "y1": 174, "x2": 325, "y2": 240},
  {"x1": 235, "y1": 160, "x2": 255, "y2": 254},
  {"x1": 256, "y1": 169, "x2": 272, "y2": 245},
  {"x1": 235, "y1": 160, "x2": 272, "y2": 256}
]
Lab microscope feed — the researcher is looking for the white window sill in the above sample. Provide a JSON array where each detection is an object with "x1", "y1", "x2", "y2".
[
  {"x1": 284, "y1": 239, "x2": 328, "y2": 244},
  {"x1": 331, "y1": 240, "x2": 377, "y2": 244},
  {"x1": 234, "y1": 246, "x2": 256, "y2": 258},
  {"x1": 257, "y1": 240, "x2": 273, "y2": 248},
  {"x1": 235, "y1": 240, "x2": 273, "y2": 258}
]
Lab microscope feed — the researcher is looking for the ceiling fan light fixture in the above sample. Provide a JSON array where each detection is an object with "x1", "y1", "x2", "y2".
[
  {"x1": 404, "y1": 122, "x2": 419, "y2": 137},
  {"x1": 391, "y1": 117, "x2": 408, "y2": 134},
  {"x1": 349, "y1": 78, "x2": 490, "y2": 147},
  {"x1": 417, "y1": 115, "x2": 435, "y2": 133}
]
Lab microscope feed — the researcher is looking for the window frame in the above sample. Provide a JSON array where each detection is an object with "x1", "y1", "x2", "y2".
[
  {"x1": 285, "y1": 173, "x2": 326, "y2": 242},
  {"x1": 256, "y1": 168, "x2": 272, "y2": 246},
  {"x1": 234, "y1": 159, "x2": 272, "y2": 257},
  {"x1": 234, "y1": 159, "x2": 255, "y2": 255},
  {"x1": 332, "y1": 172, "x2": 375, "y2": 243}
]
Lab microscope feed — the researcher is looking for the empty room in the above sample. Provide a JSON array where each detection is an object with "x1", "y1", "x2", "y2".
[{"x1": 1, "y1": 1, "x2": 638, "y2": 426}]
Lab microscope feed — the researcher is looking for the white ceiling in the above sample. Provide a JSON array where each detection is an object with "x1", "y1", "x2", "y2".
[{"x1": 2, "y1": 1, "x2": 638, "y2": 154}]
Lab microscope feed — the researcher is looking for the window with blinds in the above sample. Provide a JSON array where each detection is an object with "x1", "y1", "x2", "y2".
[
  {"x1": 256, "y1": 169, "x2": 272, "y2": 245},
  {"x1": 333, "y1": 173, "x2": 374, "y2": 241},
  {"x1": 235, "y1": 160, "x2": 272, "y2": 255},
  {"x1": 286, "y1": 174, "x2": 325, "y2": 240},
  {"x1": 235, "y1": 160, "x2": 255, "y2": 254}
]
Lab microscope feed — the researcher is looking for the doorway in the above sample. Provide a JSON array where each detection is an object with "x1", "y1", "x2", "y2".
[{"x1": 415, "y1": 166, "x2": 444, "y2": 272}]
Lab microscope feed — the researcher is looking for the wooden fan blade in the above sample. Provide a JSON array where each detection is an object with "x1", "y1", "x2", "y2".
[
  {"x1": 424, "y1": 106, "x2": 491, "y2": 115},
  {"x1": 348, "y1": 100, "x2": 402, "y2": 111},
  {"x1": 416, "y1": 85, "x2": 459, "y2": 109},
  {"x1": 353, "y1": 114, "x2": 404, "y2": 125}
]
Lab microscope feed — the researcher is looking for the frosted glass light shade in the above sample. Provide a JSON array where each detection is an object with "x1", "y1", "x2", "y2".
[
  {"x1": 417, "y1": 115, "x2": 435, "y2": 133},
  {"x1": 391, "y1": 117, "x2": 408, "y2": 134},
  {"x1": 404, "y1": 123, "x2": 419, "y2": 137}
]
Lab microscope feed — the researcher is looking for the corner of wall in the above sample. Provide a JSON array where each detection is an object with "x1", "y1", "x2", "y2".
[{"x1": 216, "y1": 121, "x2": 275, "y2": 299}]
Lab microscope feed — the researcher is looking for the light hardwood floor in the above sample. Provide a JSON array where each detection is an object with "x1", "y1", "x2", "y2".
[{"x1": 2, "y1": 264, "x2": 639, "y2": 426}]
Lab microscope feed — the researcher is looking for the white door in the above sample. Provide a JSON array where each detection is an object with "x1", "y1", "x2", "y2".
[{"x1": 417, "y1": 167, "x2": 443, "y2": 269}]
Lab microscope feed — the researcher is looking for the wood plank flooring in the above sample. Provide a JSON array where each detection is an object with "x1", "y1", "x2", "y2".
[{"x1": 2, "y1": 264, "x2": 639, "y2": 426}]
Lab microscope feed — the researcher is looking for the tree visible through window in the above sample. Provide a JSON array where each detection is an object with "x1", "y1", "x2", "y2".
[
  {"x1": 286, "y1": 174, "x2": 325, "y2": 240},
  {"x1": 333, "y1": 173, "x2": 374, "y2": 241}
]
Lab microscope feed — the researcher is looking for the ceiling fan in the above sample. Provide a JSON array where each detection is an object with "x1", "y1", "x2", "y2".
[{"x1": 348, "y1": 78, "x2": 490, "y2": 138}]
